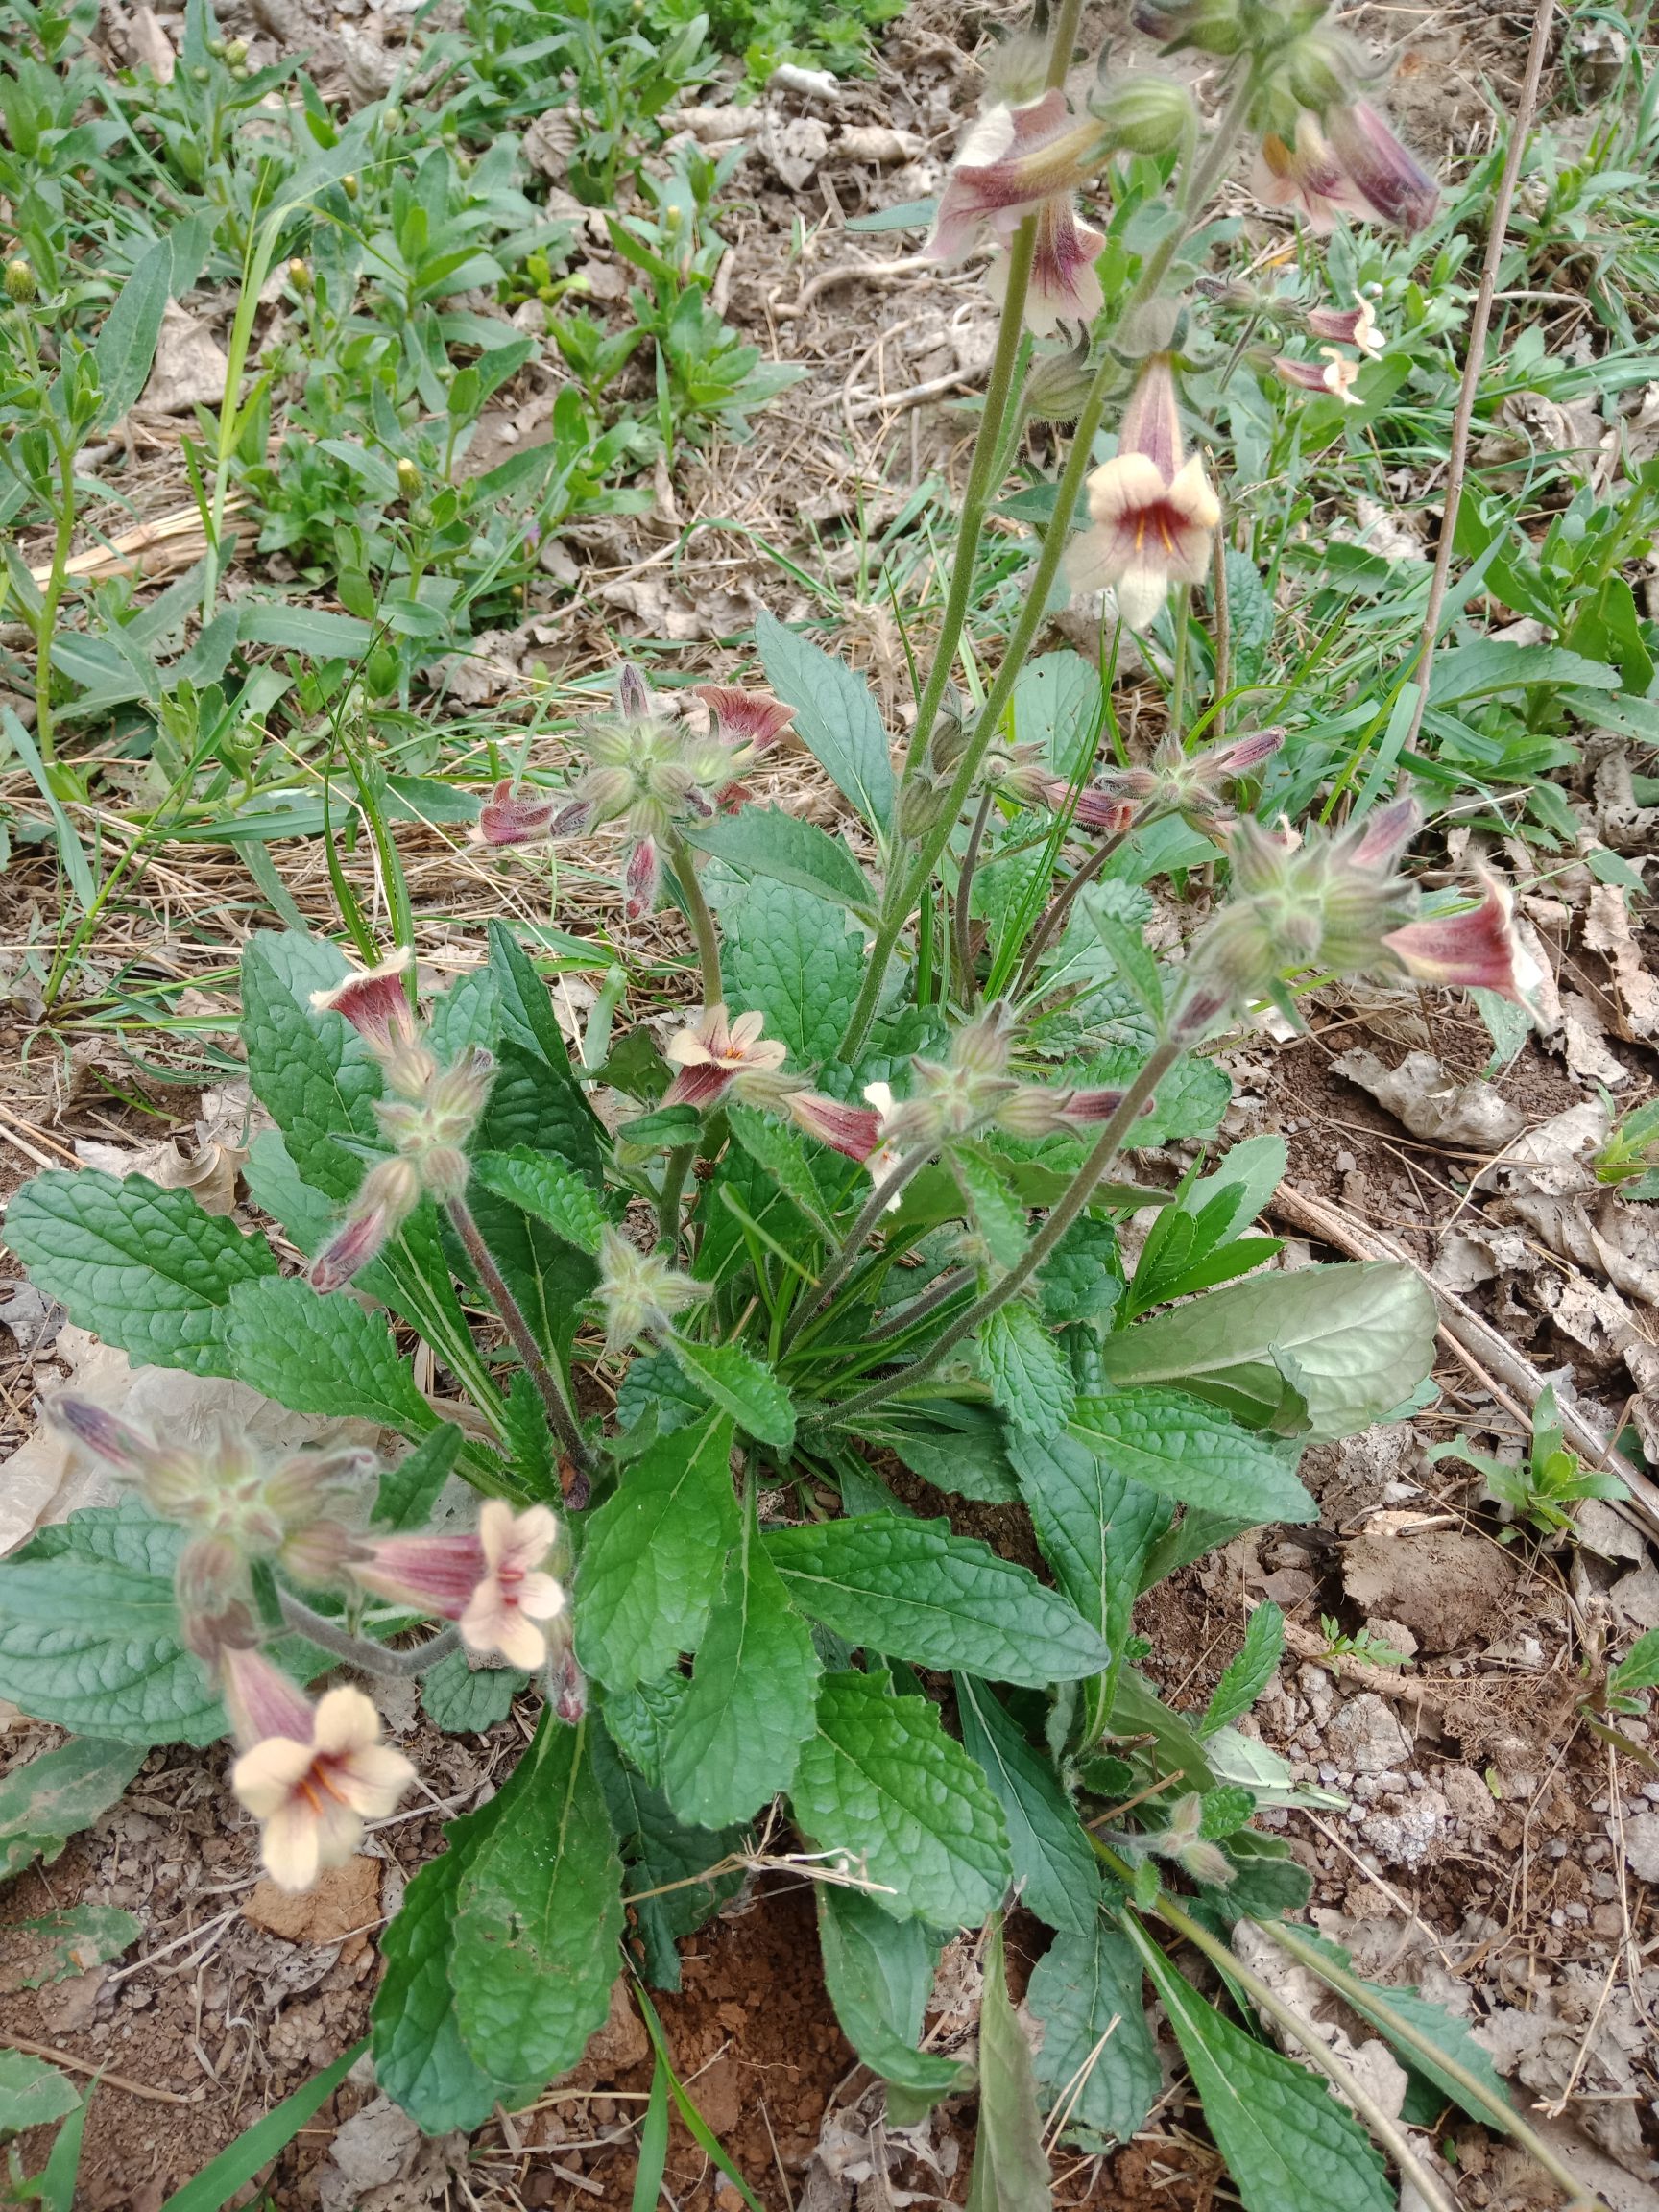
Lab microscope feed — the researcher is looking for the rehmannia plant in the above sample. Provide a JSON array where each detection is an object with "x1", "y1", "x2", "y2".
[{"x1": 0, "y1": 0, "x2": 1602, "y2": 2203}]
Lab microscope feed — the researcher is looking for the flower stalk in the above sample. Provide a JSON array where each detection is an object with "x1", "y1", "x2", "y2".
[
  {"x1": 445, "y1": 1194, "x2": 594, "y2": 1483},
  {"x1": 814, "y1": 1037, "x2": 1179, "y2": 1422},
  {"x1": 277, "y1": 1590, "x2": 463, "y2": 1677}
]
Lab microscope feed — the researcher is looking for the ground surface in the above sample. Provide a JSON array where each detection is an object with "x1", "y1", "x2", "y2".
[{"x1": 0, "y1": 0, "x2": 1657, "y2": 2204}]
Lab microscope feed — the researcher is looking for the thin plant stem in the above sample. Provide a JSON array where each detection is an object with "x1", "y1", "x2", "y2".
[
  {"x1": 1395, "y1": 0, "x2": 1554, "y2": 763},
  {"x1": 783, "y1": 1147, "x2": 934, "y2": 1346},
  {"x1": 900, "y1": 218, "x2": 1040, "y2": 787},
  {"x1": 951, "y1": 787, "x2": 997, "y2": 1002},
  {"x1": 1207, "y1": 487, "x2": 1231, "y2": 751},
  {"x1": 659, "y1": 1140, "x2": 695, "y2": 1247},
  {"x1": 1044, "y1": 0, "x2": 1088, "y2": 86},
  {"x1": 668, "y1": 829, "x2": 722, "y2": 1003},
  {"x1": 864, "y1": 1265, "x2": 974, "y2": 1344},
  {"x1": 814, "y1": 1039, "x2": 1178, "y2": 1422},
  {"x1": 1167, "y1": 582, "x2": 1191, "y2": 736},
  {"x1": 278, "y1": 1593, "x2": 462, "y2": 1678},
  {"x1": 1261, "y1": 1919, "x2": 1606, "y2": 2212},
  {"x1": 1013, "y1": 821, "x2": 1138, "y2": 998},
  {"x1": 445, "y1": 1194, "x2": 595, "y2": 1479},
  {"x1": 33, "y1": 429, "x2": 76, "y2": 767},
  {"x1": 840, "y1": 64, "x2": 1261, "y2": 1065},
  {"x1": 1117, "y1": 1904, "x2": 1462, "y2": 2212}
]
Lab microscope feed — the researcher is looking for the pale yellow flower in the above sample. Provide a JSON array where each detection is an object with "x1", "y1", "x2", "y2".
[
  {"x1": 460, "y1": 1501, "x2": 566, "y2": 1672},
  {"x1": 231, "y1": 1685, "x2": 414, "y2": 1892}
]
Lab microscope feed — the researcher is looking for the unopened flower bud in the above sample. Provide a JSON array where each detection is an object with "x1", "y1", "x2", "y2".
[
  {"x1": 288, "y1": 258, "x2": 312, "y2": 294},
  {"x1": 898, "y1": 776, "x2": 952, "y2": 843},
  {"x1": 950, "y1": 1003, "x2": 1017, "y2": 1081},
  {"x1": 1091, "y1": 73, "x2": 1195, "y2": 156},
  {"x1": 594, "y1": 1226, "x2": 710, "y2": 1358},
  {"x1": 623, "y1": 835, "x2": 661, "y2": 922},
  {"x1": 279, "y1": 1517, "x2": 357, "y2": 1587},
  {"x1": 224, "y1": 36, "x2": 248, "y2": 61},
  {"x1": 358, "y1": 1154, "x2": 423, "y2": 1221},
  {"x1": 177, "y1": 1532, "x2": 246, "y2": 1621},
  {"x1": 1278, "y1": 26, "x2": 1355, "y2": 109},
  {"x1": 1024, "y1": 338, "x2": 1097, "y2": 422},
  {"x1": 1130, "y1": 0, "x2": 1246, "y2": 52},
  {"x1": 5, "y1": 258, "x2": 36, "y2": 304},
  {"x1": 397, "y1": 457, "x2": 421, "y2": 499},
  {"x1": 310, "y1": 1203, "x2": 397, "y2": 1292},
  {"x1": 341, "y1": 172, "x2": 358, "y2": 199}
]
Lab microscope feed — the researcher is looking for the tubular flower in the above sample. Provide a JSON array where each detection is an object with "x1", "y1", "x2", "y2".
[
  {"x1": 475, "y1": 782, "x2": 579, "y2": 848},
  {"x1": 623, "y1": 834, "x2": 661, "y2": 923},
  {"x1": 786, "y1": 1090, "x2": 884, "y2": 1160},
  {"x1": 1067, "y1": 353, "x2": 1220, "y2": 632},
  {"x1": 1271, "y1": 349, "x2": 1361, "y2": 405},
  {"x1": 1307, "y1": 295, "x2": 1382, "y2": 355},
  {"x1": 594, "y1": 1226, "x2": 712, "y2": 1358},
  {"x1": 1052, "y1": 727, "x2": 1282, "y2": 844},
  {"x1": 348, "y1": 1504, "x2": 567, "y2": 1672},
  {"x1": 1252, "y1": 114, "x2": 1358, "y2": 233},
  {"x1": 310, "y1": 949, "x2": 417, "y2": 1059},
  {"x1": 1326, "y1": 102, "x2": 1437, "y2": 234},
  {"x1": 1382, "y1": 873, "x2": 1543, "y2": 1002},
  {"x1": 462, "y1": 1503, "x2": 567, "y2": 1671},
  {"x1": 1042, "y1": 779, "x2": 1142, "y2": 836},
  {"x1": 922, "y1": 89, "x2": 1111, "y2": 333},
  {"x1": 226, "y1": 1656, "x2": 415, "y2": 1893},
  {"x1": 691, "y1": 684, "x2": 796, "y2": 754},
  {"x1": 662, "y1": 1004, "x2": 789, "y2": 1111}
]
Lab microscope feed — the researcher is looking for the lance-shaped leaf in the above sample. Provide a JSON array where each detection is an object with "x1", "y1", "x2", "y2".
[
  {"x1": 1028, "y1": 1913, "x2": 1160, "y2": 2152},
  {"x1": 965, "y1": 1915, "x2": 1052, "y2": 2212},
  {"x1": 5, "y1": 1169, "x2": 277, "y2": 1378},
  {"x1": 755, "y1": 607, "x2": 895, "y2": 834},
  {"x1": 225, "y1": 1277, "x2": 437, "y2": 1436},
  {"x1": 575, "y1": 1411, "x2": 737, "y2": 1692},
  {"x1": 453, "y1": 1715, "x2": 624, "y2": 2087},
  {"x1": 471, "y1": 1148, "x2": 607, "y2": 1255},
  {"x1": 0, "y1": 1740, "x2": 145, "y2": 1878},
  {"x1": 976, "y1": 1298, "x2": 1076, "y2": 1434},
  {"x1": 660, "y1": 1498, "x2": 819, "y2": 1829},
  {"x1": 955, "y1": 1676, "x2": 1099, "y2": 1935},
  {"x1": 241, "y1": 930, "x2": 383, "y2": 1200},
  {"x1": 667, "y1": 1336, "x2": 795, "y2": 1453},
  {"x1": 764, "y1": 1515, "x2": 1111, "y2": 1686},
  {"x1": 817, "y1": 1884, "x2": 971, "y2": 2110},
  {"x1": 788, "y1": 1670, "x2": 1011, "y2": 1927},
  {"x1": 1068, "y1": 1391, "x2": 1313, "y2": 1524}
]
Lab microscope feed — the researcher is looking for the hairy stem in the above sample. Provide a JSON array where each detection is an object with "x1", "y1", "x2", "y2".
[
  {"x1": 900, "y1": 218, "x2": 1039, "y2": 790},
  {"x1": 1118, "y1": 1903, "x2": 1461, "y2": 2212},
  {"x1": 951, "y1": 787, "x2": 997, "y2": 1003},
  {"x1": 1262, "y1": 1918, "x2": 1606, "y2": 2212},
  {"x1": 668, "y1": 829, "x2": 722, "y2": 1004},
  {"x1": 445, "y1": 1194, "x2": 595, "y2": 1479},
  {"x1": 865, "y1": 1264, "x2": 974, "y2": 1345},
  {"x1": 1013, "y1": 821, "x2": 1138, "y2": 998},
  {"x1": 784, "y1": 1146, "x2": 934, "y2": 1347},
  {"x1": 278, "y1": 1593, "x2": 463, "y2": 1678},
  {"x1": 659, "y1": 1141, "x2": 695, "y2": 1247},
  {"x1": 814, "y1": 1040, "x2": 1177, "y2": 1421}
]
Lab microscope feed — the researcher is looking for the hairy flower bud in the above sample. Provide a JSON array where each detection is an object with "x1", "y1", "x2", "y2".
[
  {"x1": 1090, "y1": 72, "x2": 1195, "y2": 155},
  {"x1": 594, "y1": 1226, "x2": 712, "y2": 1358},
  {"x1": 1278, "y1": 26, "x2": 1356, "y2": 110},
  {"x1": 1023, "y1": 336, "x2": 1097, "y2": 422},
  {"x1": 5, "y1": 258, "x2": 36, "y2": 304},
  {"x1": 1130, "y1": 0, "x2": 1246, "y2": 53},
  {"x1": 288, "y1": 258, "x2": 312, "y2": 294},
  {"x1": 623, "y1": 835, "x2": 661, "y2": 922},
  {"x1": 898, "y1": 775, "x2": 953, "y2": 843}
]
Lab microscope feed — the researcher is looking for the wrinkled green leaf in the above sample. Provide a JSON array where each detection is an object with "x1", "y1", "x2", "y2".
[
  {"x1": 685, "y1": 806, "x2": 875, "y2": 916},
  {"x1": 885, "y1": 1407, "x2": 1021, "y2": 1504},
  {"x1": 5, "y1": 1169, "x2": 277, "y2": 1378},
  {"x1": 421, "y1": 1651, "x2": 526, "y2": 1733},
  {"x1": 1069, "y1": 1391, "x2": 1312, "y2": 1523},
  {"x1": 661, "y1": 1498, "x2": 819, "y2": 1828},
  {"x1": 721, "y1": 875, "x2": 865, "y2": 1069},
  {"x1": 240, "y1": 931, "x2": 382, "y2": 1201},
  {"x1": 1202, "y1": 1603, "x2": 1285, "y2": 1736},
  {"x1": 766, "y1": 1515, "x2": 1111, "y2": 1686},
  {"x1": 576, "y1": 1411, "x2": 737, "y2": 1691},
  {"x1": 0, "y1": 1739, "x2": 144, "y2": 1879},
  {"x1": 955, "y1": 1676, "x2": 1099, "y2": 1934},
  {"x1": 453, "y1": 1714, "x2": 624, "y2": 2086},
  {"x1": 1029, "y1": 1914, "x2": 1160, "y2": 2152},
  {"x1": 755, "y1": 608, "x2": 895, "y2": 833},
  {"x1": 667, "y1": 1335, "x2": 795, "y2": 1452},
  {"x1": 789, "y1": 1670, "x2": 1011, "y2": 1926},
  {"x1": 976, "y1": 1298, "x2": 1076, "y2": 1432},
  {"x1": 966, "y1": 1916, "x2": 1052, "y2": 2212},
  {"x1": 817, "y1": 1883, "x2": 971, "y2": 2107},
  {"x1": 225, "y1": 1276, "x2": 436, "y2": 1436},
  {"x1": 471, "y1": 1148, "x2": 608, "y2": 1254},
  {"x1": 373, "y1": 1424, "x2": 464, "y2": 1530}
]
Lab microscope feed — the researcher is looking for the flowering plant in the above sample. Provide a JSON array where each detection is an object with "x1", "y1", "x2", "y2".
[{"x1": 0, "y1": 0, "x2": 1596, "y2": 2202}]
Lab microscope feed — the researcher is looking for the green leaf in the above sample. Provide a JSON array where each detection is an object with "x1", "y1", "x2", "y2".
[
  {"x1": 242, "y1": 1128, "x2": 337, "y2": 1257},
  {"x1": 660, "y1": 1497, "x2": 819, "y2": 1828},
  {"x1": 1428, "y1": 638, "x2": 1618, "y2": 705},
  {"x1": 976, "y1": 1299, "x2": 1076, "y2": 1432},
  {"x1": 485, "y1": 921, "x2": 608, "y2": 1184},
  {"x1": 1005, "y1": 1430, "x2": 1167, "y2": 1716},
  {"x1": 965, "y1": 1916, "x2": 1052, "y2": 2212},
  {"x1": 225, "y1": 1277, "x2": 436, "y2": 1436},
  {"x1": 599, "y1": 1674, "x2": 690, "y2": 1789},
  {"x1": 1039, "y1": 1216, "x2": 1123, "y2": 1327},
  {"x1": 240, "y1": 931, "x2": 383, "y2": 1201},
  {"x1": 158, "y1": 2041, "x2": 367, "y2": 2212},
  {"x1": 953, "y1": 1147, "x2": 1030, "y2": 1269},
  {"x1": 373, "y1": 1788, "x2": 539, "y2": 2132},
  {"x1": 1288, "y1": 1931, "x2": 1512, "y2": 2128},
  {"x1": 816, "y1": 1883, "x2": 971, "y2": 2106},
  {"x1": 373, "y1": 1424, "x2": 464, "y2": 1530},
  {"x1": 1086, "y1": 881, "x2": 1164, "y2": 1022},
  {"x1": 1014, "y1": 650, "x2": 1102, "y2": 781},
  {"x1": 955, "y1": 1676, "x2": 1100, "y2": 1935},
  {"x1": 1069, "y1": 1391, "x2": 1313, "y2": 1523},
  {"x1": 421, "y1": 1651, "x2": 526, "y2": 1733},
  {"x1": 5, "y1": 1169, "x2": 277, "y2": 1378},
  {"x1": 471, "y1": 1148, "x2": 608, "y2": 1255},
  {"x1": 667, "y1": 1335, "x2": 796, "y2": 1452},
  {"x1": 576, "y1": 1411, "x2": 737, "y2": 1692},
  {"x1": 886, "y1": 1406, "x2": 1021, "y2": 1503},
  {"x1": 788, "y1": 1669, "x2": 1011, "y2": 1926},
  {"x1": 462, "y1": 1092, "x2": 600, "y2": 1368},
  {"x1": 1202, "y1": 1603, "x2": 1285, "y2": 1735},
  {"x1": 0, "y1": 1738, "x2": 145, "y2": 1877},
  {"x1": 0, "y1": 1905, "x2": 141, "y2": 1991},
  {"x1": 593, "y1": 1730, "x2": 744, "y2": 1991},
  {"x1": 765, "y1": 1515, "x2": 1111, "y2": 1686},
  {"x1": 0, "y1": 2053, "x2": 78, "y2": 2137},
  {"x1": 685, "y1": 806, "x2": 876, "y2": 916},
  {"x1": 1029, "y1": 1914, "x2": 1160, "y2": 2152},
  {"x1": 721, "y1": 875, "x2": 866, "y2": 1068},
  {"x1": 727, "y1": 1103, "x2": 833, "y2": 1238},
  {"x1": 1095, "y1": 1264, "x2": 1437, "y2": 1443},
  {"x1": 0, "y1": 1506, "x2": 223, "y2": 1745},
  {"x1": 1108, "y1": 1671, "x2": 1215, "y2": 1791},
  {"x1": 454, "y1": 1714, "x2": 624, "y2": 2086},
  {"x1": 91, "y1": 231, "x2": 173, "y2": 431},
  {"x1": 755, "y1": 607, "x2": 895, "y2": 834},
  {"x1": 1132, "y1": 1923, "x2": 1393, "y2": 2212}
]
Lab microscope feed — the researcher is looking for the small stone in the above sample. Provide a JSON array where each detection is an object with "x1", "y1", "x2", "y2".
[
  {"x1": 1623, "y1": 1812, "x2": 1659, "y2": 1884},
  {"x1": 1358, "y1": 1789, "x2": 1450, "y2": 1867},
  {"x1": 1329, "y1": 1693, "x2": 1413, "y2": 1776}
]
